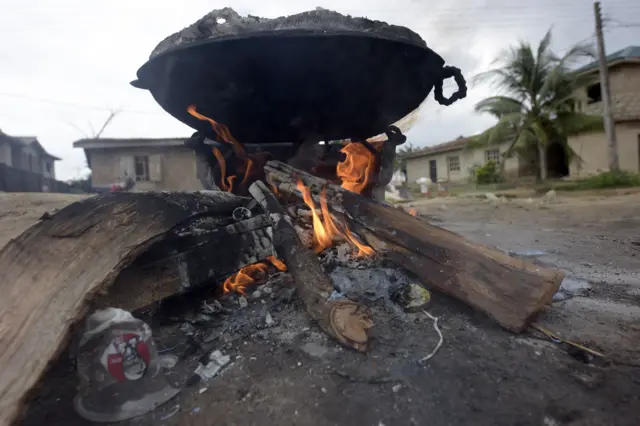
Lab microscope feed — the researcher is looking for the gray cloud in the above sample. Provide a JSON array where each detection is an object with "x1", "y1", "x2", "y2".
[{"x1": 0, "y1": 0, "x2": 638, "y2": 179}]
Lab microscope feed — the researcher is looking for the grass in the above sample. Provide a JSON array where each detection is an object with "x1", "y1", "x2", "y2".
[{"x1": 536, "y1": 171, "x2": 640, "y2": 193}]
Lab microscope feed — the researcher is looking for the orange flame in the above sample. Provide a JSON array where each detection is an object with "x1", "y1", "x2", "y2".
[
  {"x1": 187, "y1": 104, "x2": 254, "y2": 193},
  {"x1": 223, "y1": 256, "x2": 287, "y2": 296},
  {"x1": 408, "y1": 207, "x2": 418, "y2": 217},
  {"x1": 296, "y1": 179, "x2": 374, "y2": 258},
  {"x1": 337, "y1": 141, "x2": 382, "y2": 194}
]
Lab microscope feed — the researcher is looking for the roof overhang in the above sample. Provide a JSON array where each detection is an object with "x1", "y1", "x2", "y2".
[
  {"x1": 73, "y1": 139, "x2": 186, "y2": 150},
  {"x1": 577, "y1": 58, "x2": 640, "y2": 77}
]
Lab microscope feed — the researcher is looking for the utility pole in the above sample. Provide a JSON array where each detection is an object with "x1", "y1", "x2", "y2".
[{"x1": 594, "y1": 1, "x2": 619, "y2": 171}]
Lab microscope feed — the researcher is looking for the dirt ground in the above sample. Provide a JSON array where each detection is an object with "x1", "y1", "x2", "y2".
[
  {"x1": 5, "y1": 191, "x2": 640, "y2": 426},
  {"x1": 0, "y1": 192, "x2": 88, "y2": 249}
]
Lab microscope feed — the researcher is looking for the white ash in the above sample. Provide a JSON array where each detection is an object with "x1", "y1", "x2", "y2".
[
  {"x1": 329, "y1": 267, "x2": 412, "y2": 315},
  {"x1": 238, "y1": 296, "x2": 249, "y2": 308},
  {"x1": 294, "y1": 224, "x2": 314, "y2": 248},
  {"x1": 322, "y1": 244, "x2": 377, "y2": 269}
]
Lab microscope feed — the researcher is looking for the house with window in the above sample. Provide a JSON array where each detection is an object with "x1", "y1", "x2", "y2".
[
  {"x1": 0, "y1": 133, "x2": 60, "y2": 179},
  {"x1": 402, "y1": 136, "x2": 522, "y2": 185},
  {"x1": 568, "y1": 45, "x2": 640, "y2": 177},
  {"x1": 73, "y1": 138, "x2": 205, "y2": 191}
]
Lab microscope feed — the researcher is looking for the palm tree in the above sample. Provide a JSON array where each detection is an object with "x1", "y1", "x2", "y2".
[{"x1": 471, "y1": 29, "x2": 603, "y2": 180}]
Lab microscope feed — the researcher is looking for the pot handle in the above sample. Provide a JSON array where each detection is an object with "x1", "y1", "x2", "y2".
[{"x1": 433, "y1": 66, "x2": 467, "y2": 106}]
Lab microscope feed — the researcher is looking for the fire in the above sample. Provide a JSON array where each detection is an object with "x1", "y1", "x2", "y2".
[
  {"x1": 336, "y1": 141, "x2": 382, "y2": 194},
  {"x1": 223, "y1": 256, "x2": 287, "y2": 296},
  {"x1": 408, "y1": 208, "x2": 418, "y2": 217},
  {"x1": 296, "y1": 179, "x2": 374, "y2": 258},
  {"x1": 187, "y1": 105, "x2": 254, "y2": 193}
]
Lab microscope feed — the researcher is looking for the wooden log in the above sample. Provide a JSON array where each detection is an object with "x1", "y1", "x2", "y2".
[
  {"x1": 248, "y1": 181, "x2": 373, "y2": 351},
  {"x1": 263, "y1": 161, "x2": 565, "y2": 332},
  {"x1": 0, "y1": 191, "x2": 251, "y2": 426},
  {"x1": 94, "y1": 214, "x2": 274, "y2": 312}
]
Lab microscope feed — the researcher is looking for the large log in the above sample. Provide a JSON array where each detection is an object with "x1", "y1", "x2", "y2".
[
  {"x1": 0, "y1": 191, "x2": 253, "y2": 426},
  {"x1": 249, "y1": 181, "x2": 373, "y2": 351},
  {"x1": 94, "y1": 214, "x2": 274, "y2": 312},
  {"x1": 263, "y1": 161, "x2": 565, "y2": 332}
]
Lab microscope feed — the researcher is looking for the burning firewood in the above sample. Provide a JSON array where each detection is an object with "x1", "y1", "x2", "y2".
[
  {"x1": 264, "y1": 160, "x2": 565, "y2": 332},
  {"x1": 249, "y1": 180, "x2": 373, "y2": 351}
]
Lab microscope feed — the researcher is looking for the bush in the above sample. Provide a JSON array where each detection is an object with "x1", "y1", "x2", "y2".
[
  {"x1": 475, "y1": 161, "x2": 502, "y2": 184},
  {"x1": 573, "y1": 171, "x2": 640, "y2": 190}
]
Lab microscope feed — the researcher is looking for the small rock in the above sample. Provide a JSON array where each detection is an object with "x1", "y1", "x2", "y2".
[
  {"x1": 391, "y1": 283, "x2": 431, "y2": 312},
  {"x1": 485, "y1": 192, "x2": 499, "y2": 201},
  {"x1": 321, "y1": 387, "x2": 327, "y2": 393},
  {"x1": 392, "y1": 384, "x2": 402, "y2": 393},
  {"x1": 524, "y1": 197, "x2": 534, "y2": 204},
  {"x1": 336, "y1": 243, "x2": 351, "y2": 263},
  {"x1": 199, "y1": 387, "x2": 208, "y2": 394},
  {"x1": 542, "y1": 189, "x2": 557, "y2": 204},
  {"x1": 301, "y1": 342, "x2": 328, "y2": 358},
  {"x1": 260, "y1": 286, "x2": 273, "y2": 295},
  {"x1": 265, "y1": 313, "x2": 275, "y2": 327},
  {"x1": 252, "y1": 290, "x2": 262, "y2": 299},
  {"x1": 238, "y1": 296, "x2": 248, "y2": 308}
]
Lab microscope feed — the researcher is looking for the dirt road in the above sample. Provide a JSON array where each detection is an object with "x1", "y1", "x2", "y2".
[
  {"x1": 0, "y1": 193, "x2": 88, "y2": 249},
  {"x1": 7, "y1": 191, "x2": 640, "y2": 426}
]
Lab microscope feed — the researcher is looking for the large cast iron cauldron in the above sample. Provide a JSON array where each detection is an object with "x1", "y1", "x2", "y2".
[{"x1": 131, "y1": 8, "x2": 466, "y2": 144}]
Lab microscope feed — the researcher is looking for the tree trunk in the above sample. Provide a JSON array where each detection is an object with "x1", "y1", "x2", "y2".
[{"x1": 538, "y1": 142, "x2": 548, "y2": 181}]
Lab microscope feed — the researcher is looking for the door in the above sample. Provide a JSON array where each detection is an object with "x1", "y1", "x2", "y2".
[{"x1": 429, "y1": 159, "x2": 437, "y2": 183}]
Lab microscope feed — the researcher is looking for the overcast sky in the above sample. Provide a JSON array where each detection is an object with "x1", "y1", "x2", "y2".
[{"x1": 1, "y1": 0, "x2": 638, "y2": 180}]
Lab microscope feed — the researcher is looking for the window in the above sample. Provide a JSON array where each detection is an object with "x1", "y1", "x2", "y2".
[
  {"x1": 134, "y1": 156, "x2": 150, "y2": 181},
  {"x1": 45, "y1": 162, "x2": 52, "y2": 173},
  {"x1": 485, "y1": 149, "x2": 500, "y2": 164},
  {"x1": 447, "y1": 156, "x2": 460, "y2": 172},
  {"x1": 587, "y1": 83, "x2": 602, "y2": 104}
]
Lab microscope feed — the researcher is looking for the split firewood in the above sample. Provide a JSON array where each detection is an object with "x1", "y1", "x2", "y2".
[
  {"x1": 264, "y1": 160, "x2": 564, "y2": 332},
  {"x1": 0, "y1": 190, "x2": 254, "y2": 426},
  {"x1": 249, "y1": 180, "x2": 373, "y2": 351}
]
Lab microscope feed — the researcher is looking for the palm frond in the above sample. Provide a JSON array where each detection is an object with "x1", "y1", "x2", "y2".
[{"x1": 553, "y1": 112, "x2": 604, "y2": 136}]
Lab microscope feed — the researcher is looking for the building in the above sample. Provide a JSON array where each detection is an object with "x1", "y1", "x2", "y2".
[
  {"x1": 0, "y1": 133, "x2": 60, "y2": 179},
  {"x1": 403, "y1": 136, "x2": 521, "y2": 185},
  {"x1": 569, "y1": 45, "x2": 640, "y2": 177},
  {"x1": 73, "y1": 138, "x2": 205, "y2": 191}
]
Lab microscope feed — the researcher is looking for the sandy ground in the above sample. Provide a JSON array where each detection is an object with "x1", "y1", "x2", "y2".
[{"x1": 4, "y1": 191, "x2": 640, "y2": 426}]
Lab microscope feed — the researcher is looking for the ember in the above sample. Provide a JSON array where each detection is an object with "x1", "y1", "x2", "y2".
[{"x1": 223, "y1": 256, "x2": 287, "y2": 296}]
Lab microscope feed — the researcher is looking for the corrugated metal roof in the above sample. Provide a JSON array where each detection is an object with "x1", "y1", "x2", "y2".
[
  {"x1": 401, "y1": 136, "x2": 471, "y2": 159},
  {"x1": 576, "y1": 45, "x2": 640, "y2": 74}
]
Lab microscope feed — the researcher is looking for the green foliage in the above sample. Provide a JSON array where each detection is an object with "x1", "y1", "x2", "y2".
[
  {"x1": 68, "y1": 173, "x2": 92, "y2": 193},
  {"x1": 471, "y1": 29, "x2": 602, "y2": 180},
  {"x1": 394, "y1": 143, "x2": 416, "y2": 171},
  {"x1": 572, "y1": 171, "x2": 640, "y2": 190},
  {"x1": 474, "y1": 161, "x2": 502, "y2": 184}
]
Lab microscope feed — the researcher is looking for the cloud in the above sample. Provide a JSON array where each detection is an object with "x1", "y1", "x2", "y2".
[{"x1": 0, "y1": 0, "x2": 638, "y2": 179}]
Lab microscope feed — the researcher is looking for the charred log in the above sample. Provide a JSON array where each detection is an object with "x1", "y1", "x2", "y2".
[
  {"x1": 94, "y1": 214, "x2": 274, "y2": 312},
  {"x1": 264, "y1": 160, "x2": 564, "y2": 332}
]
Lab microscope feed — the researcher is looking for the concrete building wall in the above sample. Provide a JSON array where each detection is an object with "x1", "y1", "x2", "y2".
[
  {"x1": 568, "y1": 121, "x2": 640, "y2": 177},
  {"x1": 406, "y1": 142, "x2": 519, "y2": 185},
  {"x1": 568, "y1": 63, "x2": 640, "y2": 177},
  {"x1": 42, "y1": 159, "x2": 56, "y2": 179},
  {"x1": 0, "y1": 142, "x2": 12, "y2": 167},
  {"x1": 574, "y1": 63, "x2": 640, "y2": 120},
  {"x1": 89, "y1": 146, "x2": 205, "y2": 191}
]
